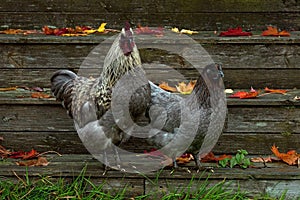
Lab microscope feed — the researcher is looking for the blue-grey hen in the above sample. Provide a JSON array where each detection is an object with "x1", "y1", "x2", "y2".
[
  {"x1": 144, "y1": 64, "x2": 225, "y2": 169},
  {"x1": 51, "y1": 22, "x2": 150, "y2": 171}
]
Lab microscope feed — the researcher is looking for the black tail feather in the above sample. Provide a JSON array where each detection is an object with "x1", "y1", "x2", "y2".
[{"x1": 51, "y1": 70, "x2": 77, "y2": 116}]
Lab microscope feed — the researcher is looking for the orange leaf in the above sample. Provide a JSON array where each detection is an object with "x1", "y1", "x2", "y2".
[
  {"x1": 264, "y1": 87, "x2": 287, "y2": 94},
  {"x1": 262, "y1": 26, "x2": 290, "y2": 37},
  {"x1": 0, "y1": 29, "x2": 23, "y2": 34},
  {"x1": 250, "y1": 156, "x2": 275, "y2": 163},
  {"x1": 0, "y1": 86, "x2": 18, "y2": 91},
  {"x1": 16, "y1": 156, "x2": 49, "y2": 167},
  {"x1": 271, "y1": 145, "x2": 299, "y2": 165},
  {"x1": 31, "y1": 92, "x2": 51, "y2": 98},
  {"x1": 176, "y1": 80, "x2": 196, "y2": 94},
  {"x1": 159, "y1": 82, "x2": 177, "y2": 92},
  {"x1": 0, "y1": 145, "x2": 12, "y2": 158}
]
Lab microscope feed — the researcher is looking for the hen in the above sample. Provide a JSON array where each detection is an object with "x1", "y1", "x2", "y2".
[
  {"x1": 144, "y1": 63, "x2": 226, "y2": 169},
  {"x1": 51, "y1": 22, "x2": 150, "y2": 170}
]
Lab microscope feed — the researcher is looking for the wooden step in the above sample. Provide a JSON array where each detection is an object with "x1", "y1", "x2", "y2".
[
  {"x1": 1, "y1": 34, "x2": 300, "y2": 89},
  {"x1": 0, "y1": 88, "x2": 299, "y2": 155},
  {"x1": 0, "y1": 154, "x2": 299, "y2": 198}
]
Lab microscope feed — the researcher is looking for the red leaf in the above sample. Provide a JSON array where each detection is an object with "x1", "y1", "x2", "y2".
[
  {"x1": 219, "y1": 27, "x2": 252, "y2": 37},
  {"x1": 229, "y1": 88, "x2": 259, "y2": 99},
  {"x1": 135, "y1": 25, "x2": 164, "y2": 36},
  {"x1": 271, "y1": 145, "x2": 299, "y2": 165},
  {"x1": 9, "y1": 149, "x2": 38, "y2": 160}
]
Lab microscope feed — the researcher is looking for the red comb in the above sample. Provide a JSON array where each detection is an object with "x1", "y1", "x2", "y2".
[{"x1": 125, "y1": 21, "x2": 130, "y2": 31}]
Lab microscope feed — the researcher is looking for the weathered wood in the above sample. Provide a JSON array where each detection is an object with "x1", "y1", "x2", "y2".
[
  {"x1": 1, "y1": 12, "x2": 300, "y2": 31},
  {"x1": 0, "y1": 154, "x2": 299, "y2": 198},
  {"x1": 0, "y1": 131, "x2": 299, "y2": 155},
  {"x1": 1, "y1": 102, "x2": 299, "y2": 133},
  {"x1": 0, "y1": 0, "x2": 297, "y2": 13},
  {"x1": 1, "y1": 68, "x2": 300, "y2": 89}
]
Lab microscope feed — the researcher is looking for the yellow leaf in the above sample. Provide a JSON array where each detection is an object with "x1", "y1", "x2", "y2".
[
  {"x1": 83, "y1": 29, "x2": 97, "y2": 34},
  {"x1": 97, "y1": 23, "x2": 107, "y2": 33},
  {"x1": 180, "y1": 29, "x2": 198, "y2": 34},
  {"x1": 61, "y1": 33, "x2": 88, "y2": 37},
  {"x1": 171, "y1": 27, "x2": 180, "y2": 33}
]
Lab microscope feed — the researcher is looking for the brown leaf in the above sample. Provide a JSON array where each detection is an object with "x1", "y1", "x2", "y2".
[
  {"x1": 271, "y1": 145, "x2": 299, "y2": 165},
  {"x1": 201, "y1": 152, "x2": 232, "y2": 162},
  {"x1": 31, "y1": 92, "x2": 51, "y2": 98},
  {"x1": 16, "y1": 156, "x2": 49, "y2": 167},
  {"x1": 250, "y1": 156, "x2": 275, "y2": 163},
  {"x1": 0, "y1": 145, "x2": 11, "y2": 158}
]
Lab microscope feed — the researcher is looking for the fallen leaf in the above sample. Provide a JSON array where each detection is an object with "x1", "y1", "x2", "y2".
[
  {"x1": 229, "y1": 87, "x2": 259, "y2": 99},
  {"x1": 176, "y1": 153, "x2": 194, "y2": 164},
  {"x1": 9, "y1": 149, "x2": 38, "y2": 160},
  {"x1": 219, "y1": 27, "x2": 252, "y2": 37},
  {"x1": 176, "y1": 80, "x2": 196, "y2": 95},
  {"x1": 171, "y1": 27, "x2": 198, "y2": 34},
  {"x1": 171, "y1": 27, "x2": 180, "y2": 33},
  {"x1": 180, "y1": 29, "x2": 198, "y2": 35},
  {"x1": 97, "y1": 23, "x2": 107, "y2": 33},
  {"x1": 31, "y1": 92, "x2": 51, "y2": 98},
  {"x1": 201, "y1": 152, "x2": 232, "y2": 162},
  {"x1": 0, "y1": 145, "x2": 11, "y2": 158},
  {"x1": 135, "y1": 25, "x2": 164, "y2": 36},
  {"x1": 261, "y1": 26, "x2": 290, "y2": 37},
  {"x1": 0, "y1": 86, "x2": 18, "y2": 91},
  {"x1": 271, "y1": 145, "x2": 299, "y2": 165},
  {"x1": 250, "y1": 156, "x2": 275, "y2": 163},
  {"x1": 159, "y1": 82, "x2": 177, "y2": 92},
  {"x1": 16, "y1": 156, "x2": 49, "y2": 167},
  {"x1": 0, "y1": 29, "x2": 23, "y2": 34},
  {"x1": 264, "y1": 87, "x2": 287, "y2": 94}
]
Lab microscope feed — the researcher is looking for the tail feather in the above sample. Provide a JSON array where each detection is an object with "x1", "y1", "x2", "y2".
[{"x1": 51, "y1": 70, "x2": 77, "y2": 116}]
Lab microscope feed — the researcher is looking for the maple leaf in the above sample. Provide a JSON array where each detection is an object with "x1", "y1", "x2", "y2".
[
  {"x1": 159, "y1": 82, "x2": 177, "y2": 92},
  {"x1": 219, "y1": 27, "x2": 252, "y2": 37},
  {"x1": 176, "y1": 80, "x2": 196, "y2": 95},
  {"x1": 261, "y1": 26, "x2": 290, "y2": 37},
  {"x1": 271, "y1": 145, "x2": 299, "y2": 165},
  {"x1": 229, "y1": 87, "x2": 259, "y2": 99},
  {"x1": 16, "y1": 156, "x2": 49, "y2": 167},
  {"x1": 264, "y1": 87, "x2": 287, "y2": 94},
  {"x1": 31, "y1": 92, "x2": 51, "y2": 98}
]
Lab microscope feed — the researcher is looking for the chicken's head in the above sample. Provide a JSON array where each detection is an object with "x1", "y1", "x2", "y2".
[{"x1": 119, "y1": 21, "x2": 135, "y2": 56}]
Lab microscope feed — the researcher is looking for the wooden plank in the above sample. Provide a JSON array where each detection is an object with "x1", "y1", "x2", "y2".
[
  {"x1": 2, "y1": 42, "x2": 300, "y2": 70},
  {"x1": 0, "y1": 131, "x2": 299, "y2": 155},
  {"x1": 1, "y1": 12, "x2": 300, "y2": 31},
  {"x1": 1, "y1": 68, "x2": 300, "y2": 89},
  {"x1": 1, "y1": 103, "x2": 300, "y2": 133},
  {"x1": 0, "y1": 0, "x2": 293, "y2": 13}
]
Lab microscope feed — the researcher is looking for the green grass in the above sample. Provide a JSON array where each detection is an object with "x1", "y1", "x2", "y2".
[{"x1": 0, "y1": 168, "x2": 289, "y2": 200}]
